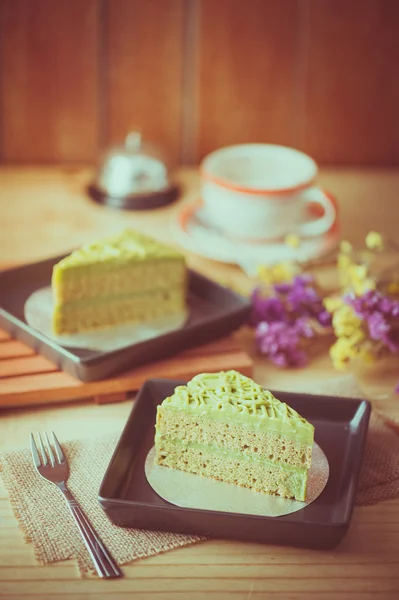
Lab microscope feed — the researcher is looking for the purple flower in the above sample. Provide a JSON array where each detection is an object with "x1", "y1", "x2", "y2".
[
  {"x1": 287, "y1": 287, "x2": 314, "y2": 312},
  {"x1": 250, "y1": 275, "x2": 331, "y2": 367},
  {"x1": 255, "y1": 318, "x2": 313, "y2": 367},
  {"x1": 367, "y1": 311, "x2": 399, "y2": 353},
  {"x1": 295, "y1": 317, "x2": 315, "y2": 338},
  {"x1": 285, "y1": 283, "x2": 326, "y2": 322},
  {"x1": 363, "y1": 290, "x2": 380, "y2": 310},
  {"x1": 379, "y1": 297, "x2": 394, "y2": 315},
  {"x1": 273, "y1": 282, "x2": 292, "y2": 294},
  {"x1": 345, "y1": 291, "x2": 399, "y2": 354},
  {"x1": 293, "y1": 274, "x2": 315, "y2": 286},
  {"x1": 368, "y1": 311, "x2": 390, "y2": 341},
  {"x1": 346, "y1": 290, "x2": 399, "y2": 321},
  {"x1": 250, "y1": 290, "x2": 286, "y2": 326},
  {"x1": 317, "y1": 309, "x2": 332, "y2": 327},
  {"x1": 345, "y1": 295, "x2": 363, "y2": 316},
  {"x1": 251, "y1": 276, "x2": 329, "y2": 329},
  {"x1": 391, "y1": 303, "x2": 399, "y2": 317}
]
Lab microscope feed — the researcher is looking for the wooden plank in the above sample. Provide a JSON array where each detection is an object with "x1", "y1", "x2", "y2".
[
  {"x1": 0, "y1": 355, "x2": 57, "y2": 378},
  {"x1": 303, "y1": 0, "x2": 399, "y2": 165},
  {"x1": 1, "y1": 576, "x2": 399, "y2": 595},
  {"x1": 0, "y1": 328, "x2": 11, "y2": 341},
  {"x1": 0, "y1": 350, "x2": 253, "y2": 406},
  {"x1": 104, "y1": 0, "x2": 185, "y2": 164},
  {"x1": 0, "y1": 338, "x2": 253, "y2": 407},
  {"x1": 1, "y1": 560, "x2": 399, "y2": 583},
  {"x1": 177, "y1": 336, "x2": 243, "y2": 358},
  {"x1": 196, "y1": 0, "x2": 299, "y2": 161},
  {"x1": 0, "y1": 340, "x2": 35, "y2": 359},
  {"x1": 0, "y1": 0, "x2": 100, "y2": 162},
  {"x1": 93, "y1": 391, "x2": 128, "y2": 405}
]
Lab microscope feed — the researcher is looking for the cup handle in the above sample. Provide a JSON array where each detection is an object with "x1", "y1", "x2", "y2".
[{"x1": 298, "y1": 187, "x2": 337, "y2": 238}]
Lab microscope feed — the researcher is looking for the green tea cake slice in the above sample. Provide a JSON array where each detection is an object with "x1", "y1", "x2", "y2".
[
  {"x1": 51, "y1": 229, "x2": 186, "y2": 334},
  {"x1": 155, "y1": 370, "x2": 314, "y2": 502}
]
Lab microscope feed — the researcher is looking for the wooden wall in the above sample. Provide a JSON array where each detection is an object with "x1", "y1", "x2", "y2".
[{"x1": 0, "y1": 0, "x2": 398, "y2": 166}]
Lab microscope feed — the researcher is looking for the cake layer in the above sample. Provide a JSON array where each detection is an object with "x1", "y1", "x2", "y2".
[
  {"x1": 156, "y1": 441, "x2": 308, "y2": 501},
  {"x1": 52, "y1": 287, "x2": 185, "y2": 334},
  {"x1": 53, "y1": 259, "x2": 186, "y2": 303},
  {"x1": 156, "y1": 409, "x2": 312, "y2": 469}
]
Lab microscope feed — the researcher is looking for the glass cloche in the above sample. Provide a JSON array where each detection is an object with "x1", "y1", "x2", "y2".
[{"x1": 88, "y1": 132, "x2": 179, "y2": 210}]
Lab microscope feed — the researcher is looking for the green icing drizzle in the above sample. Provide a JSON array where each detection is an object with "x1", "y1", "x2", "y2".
[
  {"x1": 55, "y1": 229, "x2": 184, "y2": 271},
  {"x1": 160, "y1": 370, "x2": 314, "y2": 442}
]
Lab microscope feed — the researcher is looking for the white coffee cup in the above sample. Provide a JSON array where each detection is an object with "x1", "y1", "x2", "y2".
[{"x1": 200, "y1": 144, "x2": 336, "y2": 241}]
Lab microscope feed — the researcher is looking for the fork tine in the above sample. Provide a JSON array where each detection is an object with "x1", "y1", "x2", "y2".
[
  {"x1": 37, "y1": 433, "x2": 48, "y2": 466},
  {"x1": 30, "y1": 434, "x2": 41, "y2": 468},
  {"x1": 44, "y1": 432, "x2": 55, "y2": 467},
  {"x1": 52, "y1": 431, "x2": 64, "y2": 464}
]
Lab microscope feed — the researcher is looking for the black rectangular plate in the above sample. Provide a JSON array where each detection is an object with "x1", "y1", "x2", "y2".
[
  {"x1": 98, "y1": 378, "x2": 371, "y2": 550},
  {"x1": 0, "y1": 257, "x2": 250, "y2": 381}
]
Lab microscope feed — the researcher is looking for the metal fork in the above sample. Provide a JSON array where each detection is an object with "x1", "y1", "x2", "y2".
[{"x1": 30, "y1": 431, "x2": 122, "y2": 579}]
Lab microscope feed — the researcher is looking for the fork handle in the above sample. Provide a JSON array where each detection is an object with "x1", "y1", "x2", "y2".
[{"x1": 60, "y1": 486, "x2": 122, "y2": 578}]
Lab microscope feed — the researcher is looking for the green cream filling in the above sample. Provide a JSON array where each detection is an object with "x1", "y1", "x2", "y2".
[
  {"x1": 159, "y1": 371, "x2": 314, "y2": 444},
  {"x1": 155, "y1": 435, "x2": 308, "y2": 475},
  {"x1": 53, "y1": 286, "x2": 182, "y2": 310}
]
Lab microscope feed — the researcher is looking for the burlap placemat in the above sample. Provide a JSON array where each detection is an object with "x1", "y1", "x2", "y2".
[{"x1": 1, "y1": 375, "x2": 399, "y2": 576}]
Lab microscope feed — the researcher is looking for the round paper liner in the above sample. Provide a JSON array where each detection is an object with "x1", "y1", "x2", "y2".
[
  {"x1": 145, "y1": 443, "x2": 329, "y2": 518},
  {"x1": 24, "y1": 286, "x2": 188, "y2": 353}
]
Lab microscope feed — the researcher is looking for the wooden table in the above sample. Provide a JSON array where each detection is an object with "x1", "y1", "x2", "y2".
[{"x1": 1, "y1": 166, "x2": 399, "y2": 599}]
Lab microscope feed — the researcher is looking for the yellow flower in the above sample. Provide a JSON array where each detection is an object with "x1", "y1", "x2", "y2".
[
  {"x1": 324, "y1": 296, "x2": 344, "y2": 313},
  {"x1": 332, "y1": 304, "x2": 362, "y2": 337},
  {"x1": 347, "y1": 329, "x2": 366, "y2": 346},
  {"x1": 257, "y1": 262, "x2": 297, "y2": 285},
  {"x1": 339, "y1": 240, "x2": 353, "y2": 254},
  {"x1": 349, "y1": 263, "x2": 367, "y2": 280},
  {"x1": 349, "y1": 272, "x2": 376, "y2": 296},
  {"x1": 356, "y1": 278, "x2": 376, "y2": 295},
  {"x1": 337, "y1": 254, "x2": 351, "y2": 271},
  {"x1": 343, "y1": 263, "x2": 376, "y2": 295},
  {"x1": 284, "y1": 233, "x2": 300, "y2": 248},
  {"x1": 329, "y1": 325, "x2": 368, "y2": 369},
  {"x1": 336, "y1": 242, "x2": 378, "y2": 294},
  {"x1": 365, "y1": 231, "x2": 383, "y2": 251},
  {"x1": 329, "y1": 338, "x2": 357, "y2": 370},
  {"x1": 337, "y1": 253, "x2": 352, "y2": 288}
]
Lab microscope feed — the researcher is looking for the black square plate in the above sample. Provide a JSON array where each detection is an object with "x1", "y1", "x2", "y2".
[
  {"x1": 0, "y1": 257, "x2": 250, "y2": 381},
  {"x1": 98, "y1": 378, "x2": 371, "y2": 550}
]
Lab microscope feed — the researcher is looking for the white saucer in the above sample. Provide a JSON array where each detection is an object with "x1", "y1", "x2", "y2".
[{"x1": 171, "y1": 197, "x2": 341, "y2": 276}]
